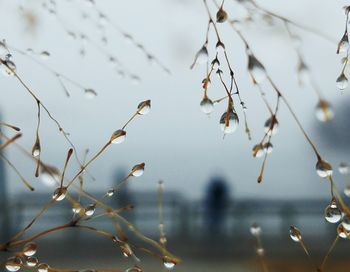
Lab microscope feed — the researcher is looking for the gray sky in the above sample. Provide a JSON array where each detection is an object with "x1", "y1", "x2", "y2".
[{"x1": 0, "y1": 0, "x2": 349, "y2": 200}]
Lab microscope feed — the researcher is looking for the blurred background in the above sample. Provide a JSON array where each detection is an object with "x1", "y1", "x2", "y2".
[{"x1": 0, "y1": 0, "x2": 350, "y2": 271}]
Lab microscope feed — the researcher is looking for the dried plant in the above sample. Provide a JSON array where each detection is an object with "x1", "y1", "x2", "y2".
[
  {"x1": 0, "y1": 1, "x2": 178, "y2": 271},
  {"x1": 191, "y1": 0, "x2": 350, "y2": 270}
]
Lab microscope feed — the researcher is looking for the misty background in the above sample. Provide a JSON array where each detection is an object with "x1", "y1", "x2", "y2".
[{"x1": 1, "y1": 0, "x2": 350, "y2": 271}]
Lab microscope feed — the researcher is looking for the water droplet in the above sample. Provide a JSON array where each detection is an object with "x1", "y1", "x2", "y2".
[
  {"x1": 248, "y1": 54, "x2": 266, "y2": 83},
  {"x1": 110, "y1": 129, "x2": 126, "y2": 144},
  {"x1": 37, "y1": 263, "x2": 49, "y2": 272},
  {"x1": 252, "y1": 144, "x2": 264, "y2": 158},
  {"x1": 297, "y1": 60, "x2": 310, "y2": 86},
  {"x1": 263, "y1": 142, "x2": 273, "y2": 154},
  {"x1": 98, "y1": 13, "x2": 108, "y2": 26},
  {"x1": 216, "y1": 7, "x2": 228, "y2": 23},
  {"x1": 125, "y1": 266, "x2": 142, "y2": 272},
  {"x1": 289, "y1": 226, "x2": 302, "y2": 242},
  {"x1": 160, "y1": 235, "x2": 167, "y2": 245},
  {"x1": 84, "y1": 204, "x2": 96, "y2": 217},
  {"x1": 324, "y1": 199, "x2": 342, "y2": 223},
  {"x1": 163, "y1": 256, "x2": 176, "y2": 270},
  {"x1": 264, "y1": 116, "x2": 278, "y2": 136},
  {"x1": 52, "y1": 187, "x2": 67, "y2": 201},
  {"x1": 256, "y1": 247, "x2": 264, "y2": 256},
  {"x1": 2, "y1": 60, "x2": 16, "y2": 76},
  {"x1": 194, "y1": 45, "x2": 208, "y2": 66},
  {"x1": 0, "y1": 40, "x2": 9, "y2": 58},
  {"x1": 31, "y1": 137, "x2": 41, "y2": 158},
  {"x1": 200, "y1": 97, "x2": 214, "y2": 114},
  {"x1": 120, "y1": 243, "x2": 133, "y2": 257},
  {"x1": 26, "y1": 257, "x2": 38, "y2": 267},
  {"x1": 344, "y1": 185, "x2": 350, "y2": 197},
  {"x1": 5, "y1": 257, "x2": 22, "y2": 272},
  {"x1": 336, "y1": 73, "x2": 348, "y2": 90},
  {"x1": 40, "y1": 165, "x2": 60, "y2": 186},
  {"x1": 40, "y1": 51, "x2": 50, "y2": 60},
  {"x1": 106, "y1": 189, "x2": 114, "y2": 197},
  {"x1": 342, "y1": 215, "x2": 350, "y2": 231},
  {"x1": 337, "y1": 224, "x2": 350, "y2": 239},
  {"x1": 315, "y1": 100, "x2": 334, "y2": 122},
  {"x1": 219, "y1": 110, "x2": 239, "y2": 134},
  {"x1": 72, "y1": 204, "x2": 82, "y2": 214},
  {"x1": 250, "y1": 223, "x2": 262, "y2": 236},
  {"x1": 316, "y1": 159, "x2": 333, "y2": 178},
  {"x1": 137, "y1": 100, "x2": 151, "y2": 115},
  {"x1": 338, "y1": 162, "x2": 349, "y2": 175},
  {"x1": 84, "y1": 88, "x2": 97, "y2": 99},
  {"x1": 337, "y1": 32, "x2": 349, "y2": 54},
  {"x1": 131, "y1": 163, "x2": 145, "y2": 177},
  {"x1": 23, "y1": 242, "x2": 37, "y2": 256},
  {"x1": 211, "y1": 58, "x2": 220, "y2": 70},
  {"x1": 130, "y1": 75, "x2": 141, "y2": 85}
]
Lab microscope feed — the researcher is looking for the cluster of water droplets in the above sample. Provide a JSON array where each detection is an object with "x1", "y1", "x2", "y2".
[{"x1": 5, "y1": 242, "x2": 51, "y2": 272}]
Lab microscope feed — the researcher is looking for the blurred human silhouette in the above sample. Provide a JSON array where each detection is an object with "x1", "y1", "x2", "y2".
[{"x1": 204, "y1": 176, "x2": 230, "y2": 237}]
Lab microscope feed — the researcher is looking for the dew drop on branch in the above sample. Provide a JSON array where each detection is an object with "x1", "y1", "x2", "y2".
[
  {"x1": 40, "y1": 165, "x2": 60, "y2": 186},
  {"x1": 338, "y1": 162, "x2": 349, "y2": 175},
  {"x1": 289, "y1": 226, "x2": 302, "y2": 242},
  {"x1": 37, "y1": 263, "x2": 50, "y2": 272},
  {"x1": 324, "y1": 199, "x2": 342, "y2": 223},
  {"x1": 342, "y1": 215, "x2": 350, "y2": 231},
  {"x1": 250, "y1": 223, "x2": 262, "y2": 236},
  {"x1": 264, "y1": 116, "x2": 278, "y2": 136},
  {"x1": 263, "y1": 142, "x2": 273, "y2": 154},
  {"x1": 200, "y1": 97, "x2": 214, "y2": 114},
  {"x1": 248, "y1": 54, "x2": 266, "y2": 84},
  {"x1": 252, "y1": 144, "x2": 264, "y2": 158},
  {"x1": 5, "y1": 257, "x2": 22, "y2": 272},
  {"x1": 137, "y1": 100, "x2": 151, "y2": 115},
  {"x1": 336, "y1": 73, "x2": 348, "y2": 90},
  {"x1": 337, "y1": 32, "x2": 349, "y2": 54},
  {"x1": 316, "y1": 159, "x2": 333, "y2": 178},
  {"x1": 315, "y1": 100, "x2": 334, "y2": 122},
  {"x1": 163, "y1": 256, "x2": 176, "y2": 270},
  {"x1": 344, "y1": 185, "x2": 350, "y2": 197},
  {"x1": 110, "y1": 130, "x2": 126, "y2": 144},
  {"x1": 84, "y1": 204, "x2": 96, "y2": 217},
  {"x1": 84, "y1": 88, "x2": 97, "y2": 99},
  {"x1": 25, "y1": 257, "x2": 38, "y2": 267},
  {"x1": 131, "y1": 163, "x2": 145, "y2": 177},
  {"x1": 216, "y1": 7, "x2": 228, "y2": 23},
  {"x1": 52, "y1": 187, "x2": 67, "y2": 201},
  {"x1": 337, "y1": 224, "x2": 350, "y2": 239},
  {"x1": 219, "y1": 110, "x2": 239, "y2": 134},
  {"x1": 23, "y1": 242, "x2": 37, "y2": 256}
]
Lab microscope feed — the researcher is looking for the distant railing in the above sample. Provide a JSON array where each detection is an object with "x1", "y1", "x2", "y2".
[{"x1": 3, "y1": 191, "x2": 336, "y2": 242}]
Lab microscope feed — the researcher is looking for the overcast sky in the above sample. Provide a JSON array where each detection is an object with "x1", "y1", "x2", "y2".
[{"x1": 0, "y1": 0, "x2": 349, "y2": 200}]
